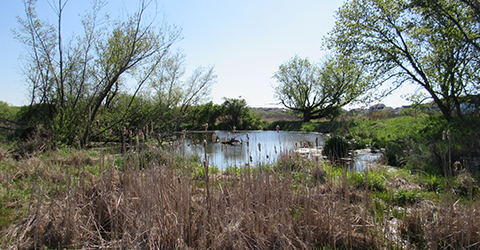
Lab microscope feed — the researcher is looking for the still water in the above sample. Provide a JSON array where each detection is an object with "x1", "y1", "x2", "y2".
[{"x1": 180, "y1": 130, "x2": 324, "y2": 170}]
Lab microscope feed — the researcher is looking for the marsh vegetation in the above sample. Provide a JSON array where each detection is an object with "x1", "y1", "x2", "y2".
[{"x1": 1, "y1": 110, "x2": 480, "y2": 249}]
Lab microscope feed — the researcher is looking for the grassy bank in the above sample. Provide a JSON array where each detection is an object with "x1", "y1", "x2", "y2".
[
  {"x1": 1, "y1": 138, "x2": 479, "y2": 249},
  {"x1": 268, "y1": 113, "x2": 480, "y2": 173}
]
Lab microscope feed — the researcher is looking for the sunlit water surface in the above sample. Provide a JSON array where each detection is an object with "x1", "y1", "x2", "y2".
[{"x1": 176, "y1": 130, "x2": 382, "y2": 171}]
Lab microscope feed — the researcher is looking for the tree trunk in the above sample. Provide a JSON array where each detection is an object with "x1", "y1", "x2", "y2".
[{"x1": 303, "y1": 109, "x2": 312, "y2": 122}]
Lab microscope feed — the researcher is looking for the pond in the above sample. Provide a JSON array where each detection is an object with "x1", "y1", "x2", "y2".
[
  {"x1": 177, "y1": 130, "x2": 383, "y2": 171},
  {"x1": 180, "y1": 130, "x2": 324, "y2": 169}
]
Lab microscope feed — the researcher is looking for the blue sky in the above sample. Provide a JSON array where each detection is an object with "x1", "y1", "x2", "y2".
[{"x1": 0, "y1": 0, "x2": 412, "y2": 108}]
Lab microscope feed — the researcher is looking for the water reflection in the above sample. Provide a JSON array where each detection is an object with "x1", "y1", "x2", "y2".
[
  {"x1": 351, "y1": 149, "x2": 384, "y2": 172},
  {"x1": 180, "y1": 130, "x2": 325, "y2": 170}
]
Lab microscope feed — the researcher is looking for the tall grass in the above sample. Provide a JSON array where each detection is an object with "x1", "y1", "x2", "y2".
[{"x1": 1, "y1": 141, "x2": 480, "y2": 249}]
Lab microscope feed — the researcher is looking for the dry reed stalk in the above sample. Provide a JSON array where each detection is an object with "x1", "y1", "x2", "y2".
[{"x1": 4, "y1": 146, "x2": 480, "y2": 250}]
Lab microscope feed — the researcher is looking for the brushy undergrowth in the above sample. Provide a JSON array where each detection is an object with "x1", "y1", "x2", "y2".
[{"x1": 1, "y1": 142, "x2": 480, "y2": 250}]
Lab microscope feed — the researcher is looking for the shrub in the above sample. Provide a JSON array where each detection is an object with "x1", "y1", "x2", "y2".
[
  {"x1": 384, "y1": 141, "x2": 406, "y2": 167},
  {"x1": 322, "y1": 135, "x2": 350, "y2": 163}
]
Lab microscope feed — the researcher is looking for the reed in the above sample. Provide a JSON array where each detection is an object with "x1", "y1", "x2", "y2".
[{"x1": 1, "y1": 141, "x2": 480, "y2": 249}]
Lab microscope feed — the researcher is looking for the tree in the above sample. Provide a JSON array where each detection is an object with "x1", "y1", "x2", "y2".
[
  {"x1": 14, "y1": 0, "x2": 198, "y2": 146},
  {"x1": 220, "y1": 97, "x2": 250, "y2": 129},
  {"x1": 412, "y1": 0, "x2": 480, "y2": 53},
  {"x1": 318, "y1": 55, "x2": 377, "y2": 118},
  {"x1": 187, "y1": 101, "x2": 222, "y2": 130},
  {"x1": 325, "y1": 0, "x2": 480, "y2": 121},
  {"x1": 149, "y1": 50, "x2": 216, "y2": 113},
  {"x1": 273, "y1": 55, "x2": 372, "y2": 122},
  {"x1": 0, "y1": 101, "x2": 14, "y2": 120}
]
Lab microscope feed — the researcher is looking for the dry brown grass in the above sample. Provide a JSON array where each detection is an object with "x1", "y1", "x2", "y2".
[{"x1": 1, "y1": 146, "x2": 480, "y2": 249}]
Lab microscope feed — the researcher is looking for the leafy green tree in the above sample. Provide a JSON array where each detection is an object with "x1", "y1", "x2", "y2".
[
  {"x1": 273, "y1": 55, "x2": 372, "y2": 122},
  {"x1": 318, "y1": 55, "x2": 376, "y2": 118},
  {"x1": 325, "y1": 0, "x2": 480, "y2": 121},
  {"x1": 241, "y1": 109, "x2": 263, "y2": 130},
  {"x1": 220, "y1": 97, "x2": 251, "y2": 129},
  {"x1": 412, "y1": 0, "x2": 480, "y2": 53},
  {"x1": 186, "y1": 101, "x2": 221, "y2": 130},
  {"x1": 0, "y1": 101, "x2": 13, "y2": 120}
]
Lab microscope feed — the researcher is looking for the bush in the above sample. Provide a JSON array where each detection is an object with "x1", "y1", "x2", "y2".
[
  {"x1": 384, "y1": 141, "x2": 406, "y2": 167},
  {"x1": 322, "y1": 135, "x2": 350, "y2": 163}
]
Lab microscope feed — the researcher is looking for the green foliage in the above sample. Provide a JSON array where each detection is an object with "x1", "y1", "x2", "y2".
[
  {"x1": 349, "y1": 170, "x2": 387, "y2": 192},
  {"x1": 264, "y1": 119, "x2": 348, "y2": 133},
  {"x1": 14, "y1": 0, "x2": 220, "y2": 147},
  {"x1": 421, "y1": 173, "x2": 445, "y2": 193},
  {"x1": 272, "y1": 55, "x2": 372, "y2": 122},
  {"x1": 265, "y1": 120, "x2": 304, "y2": 131},
  {"x1": 393, "y1": 189, "x2": 421, "y2": 206},
  {"x1": 322, "y1": 135, "x2": 350, "y2": 163},
  {"x1": 0, "y1": 101, "x2": 20, "y2": 121},
  {"x1": 185, "y1": 101, "x2": 222, "y2": 130},
  {"x1": 218, "y1": 97, "x2": 262, "y2": 130},
  {"x1": 326, "y1": 0, "x2": 480, "y2": 122}
]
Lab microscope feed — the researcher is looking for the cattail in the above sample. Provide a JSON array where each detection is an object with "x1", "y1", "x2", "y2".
[
  {"x1": 233, "y1": 126, "x2": 236, "y2": 133},
  {"x1": 275, "y1": 146, "x2": 277, "y2": 154},
  {"x1": 228, "y1": 132, "x2": 231, "y2": 138},
  {"x1": 212, "y1": 134, "x2": 217, "y2": 143},
  {"x1": 246, "y1": 141, "x2": 249, "y2": 147},
  {"x1": 136, "y1": 136, "x2": 139, "y2": 147},
  {"x1": 109, "y1": 129, "x2": 112, "y2": 136},
  {"x1": 225, "y1": 145, "x2": 228, "y2": 152},
  {"x1": 205, "y1": 123, "x2": 209, "y2": 132},
  {"x1": 295, "y1": 142, "x2": 298, "y2": 148},
  {"x1": 123, "y1": 126, "x2": 127, "y2": 135},
  {"x1": 316, "y1": 137, "x2": 319, "y2": 147},
  {"x1": 258, "y1": 143, "x2": 261, "y2": 152},
  {"x1": 442, "y1": 131, "x2": 446, "y2": 140},
  {"x1": 96, "y1": 120, "x2": 100, "y2": 126},
  {"x1": 203, "y1": 139, "x2": 207, "y2": 148},
  {"x1": 246, "y1": 133, "x2": 249, "y2": 140},
  {"x1": 447, "y1": 130, "x2": 450, "y2": 140},
  {"x1": 276, "y1": 125, "x2": 280, "y2": 133},
  {"x1": 221, "y1": 144, "x2": 224, "y2": 152},
  {"x1": 250, "y1": 155, "x2": 253, "y2": 162}
]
